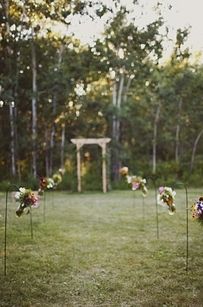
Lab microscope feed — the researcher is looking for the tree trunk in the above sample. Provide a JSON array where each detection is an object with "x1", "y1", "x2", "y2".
[
  {"x1": 123, "y1": 75, "x2": 133, "y2": 103},
  {"x1": 49, "y1": 128, "x2": 55, "y2": 176},
  {"x1": 45, "y1": 129, "x2": 49, "y2": 177},
  {"x1": 49, "y1": 45, "x2": 64, "y2": 174},
  {"x1": 175, "y1": 98, "x2": 183, "y2": 163},
  {"x1": 112, "y1": 81, "x2": 117, "y2": 140},
  {"x1": 9, "y1": 104, "x2": 16, "y2": 176},
  {"x1": 152, "y1": 104, "x2": 161, "y2": 174},
  {"x1": 31, "y1": 35, "x2": 37, "y2": 178},
  {"x1": 111, "y1": 74, "x2": 125, "y2": 181},
  {"x1": 111, "y1": 72, "x2": 130, "y2": 181},
  {"x1": 14, "y1": 52, "x2": 20, "y2": 181},
  {"x1": 4, "y1": 0, "x2": 17, "y2": 176},
  {"x1": 190, "y1": 129, "x2": 203, "y2": 171},
  {"x1": 60, "y1": 123, "x2": 65, "y2": 169},
  {"x1": 115, "y1": 74, "x2": 124, "y2": 142}
]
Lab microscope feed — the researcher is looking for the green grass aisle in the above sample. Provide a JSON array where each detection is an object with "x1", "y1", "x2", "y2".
[{"x1": 0, "y1": 190, "x2": 202, "y2": 306}]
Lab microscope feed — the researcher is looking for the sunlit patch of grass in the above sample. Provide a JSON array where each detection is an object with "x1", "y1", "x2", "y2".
[{"x1": 0, "y1": 189, "x2": 202, "y2": 306}]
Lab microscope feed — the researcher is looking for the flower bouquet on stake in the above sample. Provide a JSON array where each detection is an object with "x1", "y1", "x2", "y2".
[
  {"x1": 157, "y1": 186, "x2": 176, "y2": 215},
  {"x1": 58, "y1": 168, "x2": 65, "y2": 176},
  {"x1": 46, "y1": 177, "x2": 55, "y2": 189},
  {"x1": 38, "y1": 177, "x2": 47, "y2": 195},
  {"x1": 15, "y1": 187, "x2": 39, "y2": 217},
  {"x1": 127, "y1": 175, "x2": 148, "y2": 197},
  {"x1": 38, "y1": 176, "x2": 55, "y2": 195},
  {"x1": 52, "y1": 173, "x2": 62, "y2": 187},
  {"x1": 119, "y1": 166, "x2": 129, "y2": 177},
  {"x1": 191, "y1": 197, "x2": 203, "y2": 224}
]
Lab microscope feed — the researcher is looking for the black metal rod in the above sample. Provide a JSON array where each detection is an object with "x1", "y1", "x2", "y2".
[
  {"x1": 132, "y1": 189, "x2": 136, "y2": 207},
  {"x1": 176, "y1": 181, "x2": 189, "y2": 272},
  {"x1": 142, "y1": 195, "x2": 145, "y2": 229},
  {"x1": 150, "y1": 176, "x2": 159, "y2": 239},
  {"x1": 43, "y1": 191, "x2": 46, "y2": 222},
  {"x1": 30, "y1": 207, "x2": 33, "y2": 239},
  {"x1": 155, "y1": 186, "x2": 159, "y2": 240},
  {"x1": 184, "y1": 184, "x2": 189, "y2": 272},
  {"x1": 4, "y1": 185, "x2": 19, "y2": 276},
  {"x1": 52, "y1": 190, "x2": 55, "y2": 208},
  {"x1": 4, "y1": 190, "x2": 9, "y2": 276}
]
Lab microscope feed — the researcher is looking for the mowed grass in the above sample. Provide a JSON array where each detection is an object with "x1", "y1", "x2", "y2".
[{"x1": 0, "y1": 189, "x2": 203, "y2": 307}]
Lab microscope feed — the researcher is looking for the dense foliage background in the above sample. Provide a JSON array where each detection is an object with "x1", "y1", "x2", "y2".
[{"x1": 1, "y1": 0, "x2": 203, "y2": 190}]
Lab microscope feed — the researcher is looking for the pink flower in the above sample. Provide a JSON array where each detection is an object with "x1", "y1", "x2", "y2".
[
  {"x1": 159, "y1": 186, "x2": 165, "y2": 194},
  {"x1": 132, "y1": 182, "x2": 140, "y2": 191}
]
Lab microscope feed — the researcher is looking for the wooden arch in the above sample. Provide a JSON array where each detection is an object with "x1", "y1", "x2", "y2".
[{"x1": 71, "y1": 138, "x2": 111, "y2": 193}]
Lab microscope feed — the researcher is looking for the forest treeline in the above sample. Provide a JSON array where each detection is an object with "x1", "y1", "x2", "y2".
[{"x1": 0, "y1": 0, "x2": 203, "y2": 190}]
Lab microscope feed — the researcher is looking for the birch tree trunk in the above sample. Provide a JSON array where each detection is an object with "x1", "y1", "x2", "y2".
[
  {"x1": 115, "y1": 74, "x2": 124, "y2": 143},
  {"x1": 49, "y1": 95, "x2": 56, "y2": 175},
  {"x1": 4, "y1": 0, "x2": 17, "y2": 176},
  {"x1": 31, "y1": 35, "x2": 37, "y2": 178},
  {"x1": 123, "y1": 75, "x2": 133, "y2": 103},
  {"x1": 45, "y1": 129, "x2": 49, "y2": 177},
  {"x1": 111, "y1": 77, "x2": 120, "y2": 181},
  {"x1": 112, "y1": 81, "x2": 117, "y2": 140},
  {"x1": 152, "y1": 104, "x2": 161, "y2": 174},
  {"x1": 49, "y1": 45, "x2": 64, "y2": 175},
  {"x1": 190, "y1": 129, "x2": 203, "y2": 171},
  {"x1": 111, "y1": 71, "x2": 130, "y2": 181},
  {"x1": 175, "y1": 98, "x2": 183, "y2": 163},
  {"x1": 60, "y1": 123, "x2": 66, "y2": 169},
  {"x1": 14, "y1": 52, "x2": 20, "y2": 180},
  {"x1": 9, "y1": 105, "x2": 16, "y2": 176}
]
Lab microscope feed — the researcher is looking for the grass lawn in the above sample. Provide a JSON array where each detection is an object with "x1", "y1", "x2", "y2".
[{"x1": 0, "y1": 189, "x2": 203, "y2": 307}]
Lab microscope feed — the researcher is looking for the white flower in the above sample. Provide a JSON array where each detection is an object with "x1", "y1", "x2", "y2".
[
  {"x1": 127, "y1": 176, "x2": 132, "y2": 184},
  {"x1": 19, "y1": 187, "x2": 26, "y2": 193},
  {"x1": 15, "y1": 192, "x2": 20, "y2": 200},
  {"x1": 47, "y1": 178, "x2": 54, "y2": 189}
]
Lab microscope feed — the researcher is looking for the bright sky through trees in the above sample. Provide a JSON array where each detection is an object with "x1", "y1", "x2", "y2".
[{"x1": 64, "y1": 0, "x2": 203, "y2": 61}]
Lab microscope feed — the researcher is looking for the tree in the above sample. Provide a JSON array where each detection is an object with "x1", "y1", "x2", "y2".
[
  {"x1": 0, "y1": 0, "x2": 108, "y2": 178},
  {"x1": 91, "y1": 6, "x2": 163, "y2": 180}
]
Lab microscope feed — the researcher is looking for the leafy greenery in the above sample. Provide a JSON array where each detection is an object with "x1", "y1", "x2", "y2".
[
  {"x1": 0, "y1": 1, "x2": 203, "y2": 186},
  {"x1": 0, "y1": 190, "x2": 202, "y2": 306}
]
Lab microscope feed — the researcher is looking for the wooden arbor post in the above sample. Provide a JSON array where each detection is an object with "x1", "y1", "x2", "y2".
[{"x1": 71, "y1": 138, "x2": 111, "y2": 193}]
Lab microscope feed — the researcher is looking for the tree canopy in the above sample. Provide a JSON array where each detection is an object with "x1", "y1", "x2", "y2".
[{"x1": 0, "y1": 0, "x2": 203, "y2": 189}]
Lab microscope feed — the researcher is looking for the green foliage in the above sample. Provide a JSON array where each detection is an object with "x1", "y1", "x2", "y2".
[
  {"x1": 56, "y1": 171, "x2": 77, "y2": 192},
  {"x1": 0, "y1": 1, "x2": 203, "y2": 188},
  {"x1": 82, "y1": 161, "x2": 102, "y2": 191},
  {"x1": 0, "y1": 180, "x2": 11, "y2": 191},
  {"x1": 155, "y1": 161, "x2": 181, "y2": 184},
  {"x1": 111, "y1": 177, "x2": 129, "y2": 190}
]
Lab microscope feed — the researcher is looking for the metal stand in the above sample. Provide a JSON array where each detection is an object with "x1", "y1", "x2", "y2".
[
  {"x1": 142, "y1": 195, "x2": 145, "y2": 230},
  {"x1": 43, "y1": 191, "x2": 46, "y2": 222},
  {"x1": 184, "y1": 184, "x2": 189, "y2": 272},
  {"x1": 4, "y1": 185, "x2": 34, "y2": 276},
  {"x1": 151, "y1": 177, "x2": 159, "y2": 240},
  {"x1": 4, "y1": 185, "x2": 18, "y2": 276}
]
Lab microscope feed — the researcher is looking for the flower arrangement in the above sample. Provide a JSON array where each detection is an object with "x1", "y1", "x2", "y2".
[
  {"x1": 15, "y1": 187, "x2": 39, "y2": 217},
  {"x1": 119, "y1": 166, "x2": 129, "y2": 177},
  {"x1": 191, "y1": 197, "x2": 203, "y2": 224},
  {"x1": 47, "y1": 178, "x2": 55, "y2": 189},
  {"x1": 38, "y1": 176, "x2": 54, "y2": 194},
  {"x1": 127, "y1": 175, "x2": 148, "y2": 197},
  {"x1": 157, "y1": 186, "x2": 176, "y2": 215},
  {"x1": 58, "y1": 168, "x2": 65, "y2": 176},
  {"x1": 52, "y1": 173, "x2": 62, "y2": 186}
]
